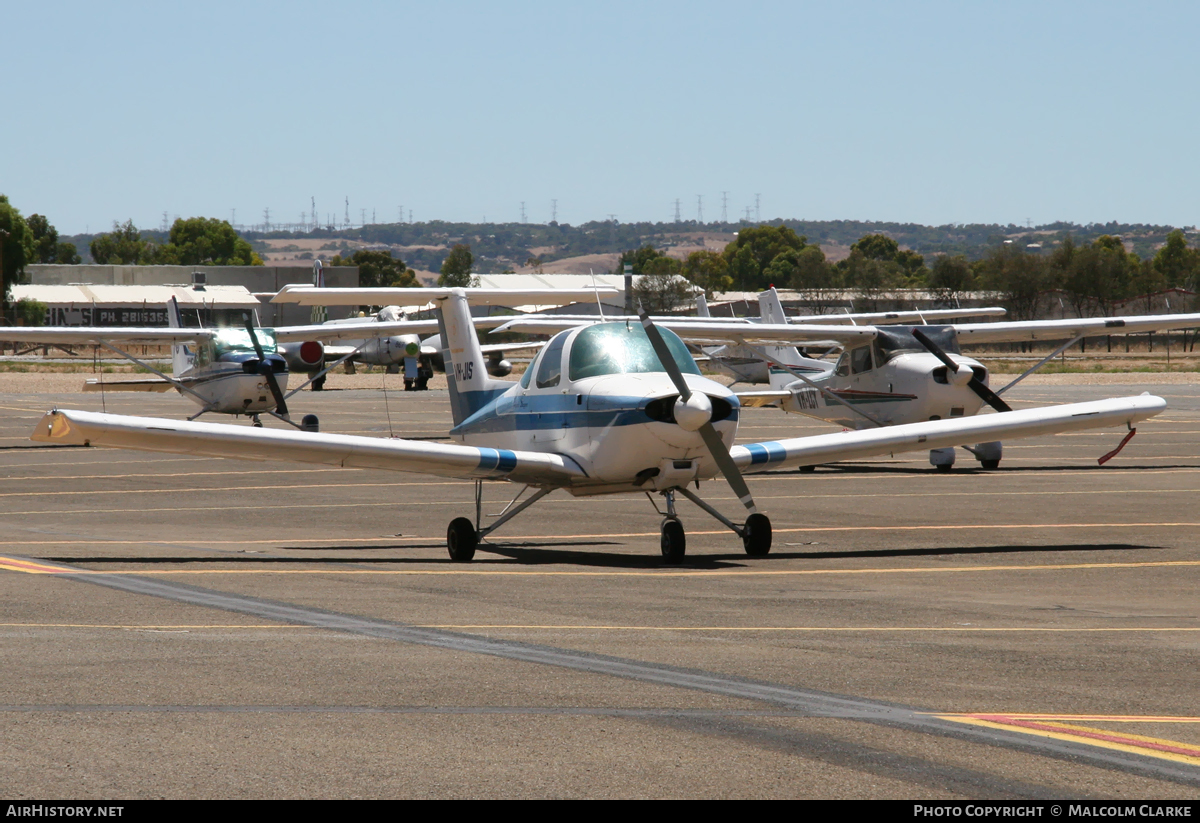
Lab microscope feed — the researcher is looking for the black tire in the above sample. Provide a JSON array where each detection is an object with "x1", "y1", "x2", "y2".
[
  {"x1": 981, "y1": 459, "x2": 1000, "y2": 470},
  {"x1": 301, "y1": 414, "x2": 319, "y2": 433},
  {"x1": 447, "y1": 517, "x2": 477, "y2": 562},
  {"x1": 742, "y1": 512, "x2": 772, "y2": 557},
  {"x1": 312, "y1": 374, "x2": 326, "y2": 391},
  {"x1": 660, "y1": 518, "x2": 686, "y2": 564},
  {"x1": 935, "y1": 463, "x2": 953, "y2": 473}
]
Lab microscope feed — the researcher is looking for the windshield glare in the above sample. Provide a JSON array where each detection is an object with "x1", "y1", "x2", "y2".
[
  {"x1": 568, "y1": 323, "x2": 700, "y2": 381},
  {"x1": 213, "y1": 328, "x2": 277, "y2": 358}
]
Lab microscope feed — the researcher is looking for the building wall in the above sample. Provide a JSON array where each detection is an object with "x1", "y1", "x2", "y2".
[{"x1": 26, "y1": 265, "x2": 360, "y2": 326}]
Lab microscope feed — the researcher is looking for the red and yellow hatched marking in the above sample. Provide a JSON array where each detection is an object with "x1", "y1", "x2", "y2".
[{"x1": 936, "y1": 713, "x2": 1200, "y2": 766}]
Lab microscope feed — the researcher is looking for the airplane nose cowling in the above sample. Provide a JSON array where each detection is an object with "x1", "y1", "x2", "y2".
[{"x1": 673, "y1": 392, "x2": 713, "y2": 432}]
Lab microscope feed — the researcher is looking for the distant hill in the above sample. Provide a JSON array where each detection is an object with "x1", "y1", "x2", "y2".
[{"x1": 64, "y1": 218, "x2": 1197, "y2": 270}]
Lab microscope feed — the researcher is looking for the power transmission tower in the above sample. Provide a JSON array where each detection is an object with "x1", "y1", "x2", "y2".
[
  {"x1": 263, "y1": 207, "x2": 271, "y2": 232},
  {"x1": 721, "y1": 192, "x2": 728, "y2": 224},
  {"x1": 161, "y1": 211, "x2": 168, "y2": 232},
  {"x1": 696, "y1": 195, "x2": 703, "y2": 224},
  {"x1": 398, "y1": 206, "x2": 404, "y2": 224},
  {"x1": 551, "y1": 199, "x2": 557, "y2": 223},
  {"x1": 520, "y1": 201, "x2": 526, "y2": 223},
  {"x1": 344, "y1": 197, "x2": 349, "y2": 229},
  {"x1": 674, "y1": 199, "x2": 681, "y2": 223},
  {"x1": 231, "y1": 208, "x2": 236, "y2": 228},
  {"x1": 360, "y1": 208, "x2": 367, "y2": 227},
  {"x1": 311, "y1": 197, "x2": 316, "y2": 232},
  {"x1": 755, "y1": 193, "x2": 761, "y2": 222}
]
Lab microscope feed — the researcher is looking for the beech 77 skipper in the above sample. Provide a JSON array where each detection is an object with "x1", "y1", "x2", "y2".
[{"x1": 32, "y1": 288, "x2": 1165, "y2": 564}]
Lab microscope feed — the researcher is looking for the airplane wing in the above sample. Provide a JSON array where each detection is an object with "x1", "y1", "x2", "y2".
[
  {"x1": 0, "y1": 327, "x2": 215, "y2": 345},
  {"x1": 731, "y1": 395, "x2": 1164, "y2": 472},
  {"x1": 271, "y1": 285, "x2": 617, "y2": 307},
  {"x1": 273, "y1": 315, "x2": 518, "y2": 343},
  {"x1": 793, "y1": 307, "x2": 1007, "y2": 325},
  {"x1": 30, "y1": 410, "x2": 588, "y2": 486},
  {"x1": 953, "y1": 313, "x2": 1200, "y2": 344},
  {"x1": 494, "y1": 319, "x2": 878, "y2": 346}
]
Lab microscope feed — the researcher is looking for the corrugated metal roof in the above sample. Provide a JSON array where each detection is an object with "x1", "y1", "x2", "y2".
[{"x1": 11, "y1": 284, "x2": 261, "y2": 309}]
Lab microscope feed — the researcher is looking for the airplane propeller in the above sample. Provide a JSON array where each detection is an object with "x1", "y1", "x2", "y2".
[
  {"x1": 911, "y1": 328, "x2": 1011, "y2": 413},
  {"x1": 639, "y1": 310, "x2": 758, "y2": 514},
  {"x1": 243, "y1": 312, "x2": 290, "y2": 419}
]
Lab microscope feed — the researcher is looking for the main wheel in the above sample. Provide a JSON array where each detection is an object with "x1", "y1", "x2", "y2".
[
  {"x1": 447, "y1": 517, "x2": 477, "y2": 562},
  {"x1": 980, "y1": 459, "x2": 1000, "y2": 470},
  {"x1": 312, "y1": 374, "x2": 326, "y2": 391},
  {"x1": 742, "y1": 512, "x2": 772, "y2": 556},
  {"x1": 301, "y1": 414, "x2": 320, "y2": 433},
  {"x1": 660, "y1": 518, "x2": 686, "y2": 564}
]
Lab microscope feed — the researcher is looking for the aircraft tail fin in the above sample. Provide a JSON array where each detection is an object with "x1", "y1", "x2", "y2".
[
  {"x1": 755, "y1": 288, "x2": 834, "y2": 388},
  {"x1": 435, "y1": 290, "x2": 514, "y2": 428},
  {"x1": 166, "y1": 298, "x2": 193, "y2": 377},
  {"x1": 696, "y1": 293, "x2": 711, "y2": 318}
]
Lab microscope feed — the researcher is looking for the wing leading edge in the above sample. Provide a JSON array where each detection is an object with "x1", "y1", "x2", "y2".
[
  {"x1": 732, "y1": 395, "x2": 1165, "y2": 472},
  {"x1": 31, "y1": 410, "x2": 587, "y2": 486}
]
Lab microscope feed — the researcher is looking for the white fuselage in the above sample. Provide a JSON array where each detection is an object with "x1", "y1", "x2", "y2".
[{"x1": 770, "y1": 350, "x2": 988, "y2": 429}]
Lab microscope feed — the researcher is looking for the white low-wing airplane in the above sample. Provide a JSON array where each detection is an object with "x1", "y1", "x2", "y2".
[
  {"x1": 0, "y1": 288, "x2": 615, "y2": 427},
  {"x1": 496, "y1": 288, "x2": 1200, "y2": 471},
  {"x1": 32, "y1": 287, "x2": 1165, "y2": 564}
]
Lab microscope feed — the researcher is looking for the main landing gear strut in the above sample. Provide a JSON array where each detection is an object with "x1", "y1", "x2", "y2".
[
  {"x1": 445, "y1": 482, "x2": 772, "y2": 564},
  {"x1": 650, "y1": 488, "x2": 772, "y2": 564}
]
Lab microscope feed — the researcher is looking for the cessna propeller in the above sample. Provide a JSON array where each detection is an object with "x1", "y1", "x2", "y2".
[{"x1": 911, "y1": 327, "x2": 1012, "y2": 414}]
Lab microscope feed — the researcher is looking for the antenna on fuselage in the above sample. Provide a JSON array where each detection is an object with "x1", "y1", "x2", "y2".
[{"x1": 590, "y1": 269, "x2": 605, "y2": 321}]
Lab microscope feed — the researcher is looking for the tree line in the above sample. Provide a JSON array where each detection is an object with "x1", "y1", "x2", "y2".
[{"x1": 614, "y1": 225, "x2": 1200, "y2": 318}]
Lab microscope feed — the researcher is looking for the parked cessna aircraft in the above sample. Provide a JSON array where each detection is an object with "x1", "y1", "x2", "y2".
[
  {"x1": 1, "y1": 288, "x2": 615, "y2": 426},
  {"x1": 32, "y1": 287, "x2": 1166, "y2": 564},
  {"x1": 693, "y1": 293, "x2": 1008, "y2": 385}
]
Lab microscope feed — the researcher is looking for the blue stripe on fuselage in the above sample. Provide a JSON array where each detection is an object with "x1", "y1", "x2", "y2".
[{"x1": 450, "y1": 393, "x2": 739, "y2": 437}]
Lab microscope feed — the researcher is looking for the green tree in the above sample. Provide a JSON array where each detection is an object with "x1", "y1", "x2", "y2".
[
  {"x1": 26, "y1": 214, "x2": 81, "y2": 264},
  {"x1": 722, "y1": 225, "x2": 809, "y2": 291},
  {"x1": 927, "y1": 254, "x2": 974, "y2": 305},
  {"x1": 331, "y1": 249, "x2": 418, "y2": 288},
  {"x1": 154, "y1": 217, "x2": 261, "y2": 265},
  {"x1": 1153, "y1": 230, "x2": 1199, "y2": 289},
  {"x1": 15, "y1": 297, "x2": 47, "y2": 326},
  {"x1": 0, "y1": 195, "x2": 32, "y2": 309},
  {"x1": 615, "y1": 244, "x2": 673, "y2": 274},
  {"x1": 681, "y1": 250, "x2": 732, "y2": 296},
  {"x1": 979, "y1": 243, "x2": 1054, "y2": 323},
  {"x1": 632, "y1": 272, "x2": 693, "y2": 313},
  {"x1": 438, "y1": 243, "x2": 475, "y2": 287},
  {"x1": 90, "y1": 220, "x2": 152, "y2": 264},
  {"x1": 850, "y1": 233, "x2": 925, "y2": 277}
]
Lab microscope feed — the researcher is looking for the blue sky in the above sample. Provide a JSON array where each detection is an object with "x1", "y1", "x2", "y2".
[{"x1": 4, "y1": 1, "x2": 1197, "y2": 234}]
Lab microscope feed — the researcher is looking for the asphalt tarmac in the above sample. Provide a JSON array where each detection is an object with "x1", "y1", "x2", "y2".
[{"x1": 0, "y1": 378, "x2": 1198, "y2": 799}]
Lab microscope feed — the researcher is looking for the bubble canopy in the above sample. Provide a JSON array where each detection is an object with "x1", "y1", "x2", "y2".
[{"x1": 568, "y1": 322, "x2": 701, "y2": 381}]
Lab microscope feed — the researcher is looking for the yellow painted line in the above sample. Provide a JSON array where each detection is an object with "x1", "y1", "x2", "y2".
[
  {"x1": 0, "y1": 622, "x2": 1196, "y2": 634},
  {"x1": 2, "y1": 556, "x2": 1198, "y2": 577},
  {"x1": 953, "y1": 713, "x2": 1200, "y2": 723},
  {"x1": 0, "y1": 480, "x2": 462, "y2": 498},
  {"x1": 936, "y1": 715, "x2": 1200, "y2": 766},
  {"x1": 0, "y1": 623, "x2": 301, "y2": 630}
]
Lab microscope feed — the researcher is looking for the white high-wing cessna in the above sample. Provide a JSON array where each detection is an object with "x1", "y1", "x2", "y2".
[
  {"x1": 32, "y1": 287, "x2": 1166, "y2": 564},
  {"x1": 1, "y1": 289, "x2": 614, "y2": 427},
  {"x1": 496, "y1": 288, "x2": 1200, "y2": 472}
]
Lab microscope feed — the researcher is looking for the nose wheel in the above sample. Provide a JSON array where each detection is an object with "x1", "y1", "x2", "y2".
[{"x1": 660, "y1": 518, "x2": 686, "y2": 564}]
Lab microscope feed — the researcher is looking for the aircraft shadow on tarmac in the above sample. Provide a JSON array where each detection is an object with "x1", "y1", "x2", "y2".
[
  {"x1": 763, "y1": 463, "x2": 1200, "y2": 475},
  {"x1": 42, "y1": 542, "x2": 1162, "y2": 570}
]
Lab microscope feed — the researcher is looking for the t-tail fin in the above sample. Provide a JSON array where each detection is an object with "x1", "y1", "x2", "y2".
[
  {"x1": 435, "y1": 290, "x2": 514, "y2": 428},
  {"x1": 166, "y1": 298, "x2": 193, "y2": 377},
  {"x1": 757, "y1": 288, "x2": 833, "y2": 388}
]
